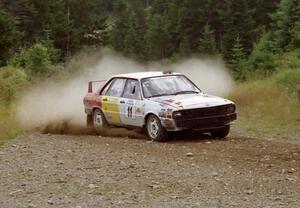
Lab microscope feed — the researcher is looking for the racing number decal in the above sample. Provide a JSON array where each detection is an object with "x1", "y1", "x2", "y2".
[
  {"x1": 126, "y1": 106, "x2": 136, "y2": 119},
  {"x1": 127, "y1": 106, "x2": 133, "y2": 118},
  {"x1": 127, "y1": 107, "x2": 131, "y2": 118}
]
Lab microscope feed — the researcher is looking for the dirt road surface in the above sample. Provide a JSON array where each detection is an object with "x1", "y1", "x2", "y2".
[{"x1": 0, "y1": 130, "x2": 299, "y2": 208}]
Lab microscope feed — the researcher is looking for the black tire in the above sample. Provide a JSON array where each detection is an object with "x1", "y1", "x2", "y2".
[
  {"x1": 93, "y1": 108, "x2": 108, "y2": 133},
  {"x1": 146, "y1": 115, "x2": 168, "y2": 142},
  {"x1": 211, "y1": 125, "x2": 230, "y2": 139},
  {"x1": 86, "y1": 114, "x2": 93, "y2": 127}
]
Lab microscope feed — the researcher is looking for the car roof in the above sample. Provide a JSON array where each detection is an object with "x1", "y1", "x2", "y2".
[{"x1": 112, "y1": 71, "x2": 182, "y2": 80}]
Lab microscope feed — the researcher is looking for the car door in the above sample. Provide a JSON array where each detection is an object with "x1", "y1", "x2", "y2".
[
  {"x1": 119, "y1": 79, "x2": 144, "y2": 127},
  {"x1": 101, "y1": 78, "x2": 126, "y2": 125}
]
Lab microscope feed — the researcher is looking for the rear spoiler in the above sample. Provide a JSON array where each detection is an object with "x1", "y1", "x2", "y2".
[{"x1": 88, "y1": 80, "x2": 106, "y2": 93}]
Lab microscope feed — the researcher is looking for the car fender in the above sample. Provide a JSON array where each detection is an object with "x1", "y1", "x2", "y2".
[{"x1": 142, "y1": 99, "x2": 176, "y2": 124}]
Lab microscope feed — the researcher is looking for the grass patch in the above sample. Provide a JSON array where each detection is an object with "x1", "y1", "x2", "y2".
[
  {"x1": 0, "y1": 105, "x2": 20, "y2": 145},
  {"x1": 230, "y1": 71, "x2": 300, "y2": 139}
]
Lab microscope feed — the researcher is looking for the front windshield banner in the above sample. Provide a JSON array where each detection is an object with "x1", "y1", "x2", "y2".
[{"x1": 141, "y1": 75, "x2": 200, "y2": 98}]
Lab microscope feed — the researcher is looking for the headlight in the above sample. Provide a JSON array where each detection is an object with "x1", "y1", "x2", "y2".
[
  {"x1": 173, "y1": 111, "x2": 182, "y2": 119},
  {"x1": 159, "y1": 111, "x2": 166, "y2": 118},
  {"x1": 226, "y1": 105, "x2": 236, "y2": 113}
]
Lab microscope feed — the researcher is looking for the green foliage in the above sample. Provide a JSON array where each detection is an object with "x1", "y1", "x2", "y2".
[
  {"x1": 271, "y1": 0, "x2": 300, "y2": 51},
  {"x1": 23, "y1": 44, "x2": 51, "y2": 74},
  {"x1": 0, "y1": 0, "x2": 283, "y2": 65},
  {"x1": 145, "y1": 13, "x2": 172, "y2": 59},
  {"x1": 10, "y1": 43, "x2": 52, "y2": 76},
  {"x1": 275, "y1": 50, "x2": 300, "y2": 69},
  {"x1": 230, "y1": 35, "x2": 246, "y2": 64},
  {"x1": 2, "y1": 0, "x2": 109, "y2": 59},
  {"x1": 198, "y1": 23, "x2": 218, "y2": 55},
  {"x1": 38, "y1": 29, "x2": 61, "y2": 64},
  {"x1": 0, "y1": 66, "x2": 28, "y2": 104},
  {"x1": 0, "y1": 8, "x2": 23, "y2": 65},
  {"x1": 274, "y1": 68, "x2": 300, "y2": 99},
  {"x1": 290, "y1": 21, "x2": 300, "y2": 48},
  {"x1": 246, "y1": 50, "x2": 276, "y2": 76},
  {"x1": 244, "y1": 32, "x2": 277, "y2": 76},
  {"x1": 229, "y1": 35, "x2": 247, "y2": 80},
  {"x1": 2, "y1": 0, "x2": 300, "y2": 83},
  {"x1": 124, "y1": 8, "x2": 144, "y2": 58},
  {"x1": 112, "y1": 3, "x2": 146, "y2": 60},
  {"x1": 219, "y1": 0, "x2": 256, "y2": 59}
]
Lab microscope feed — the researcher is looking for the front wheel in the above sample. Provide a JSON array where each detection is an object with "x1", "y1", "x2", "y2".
[
  {"x1": 93, "y1": 109, "x2": 107, "y2": 133},
  {"x1": 211, "y1": 125, "x2": 230, "y2": 139},
  {"x1": 146, "y1": 115, "x2": 168, "y2": 142}
]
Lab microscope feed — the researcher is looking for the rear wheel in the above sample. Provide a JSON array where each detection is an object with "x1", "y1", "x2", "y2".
[
  {"x1": 93, "y1": 109, "x2": 107, "y2": 133},
  {"x1": 146, "y1": 115, "x2": 168, "y2": 142},
  {"x1": 211, "y1": 125, "x2": 230, "y2": 139}
]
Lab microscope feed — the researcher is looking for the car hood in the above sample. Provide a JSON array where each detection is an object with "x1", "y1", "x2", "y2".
[{"x1": 149, "y1": 93, "x2": 233, "y2": 109}]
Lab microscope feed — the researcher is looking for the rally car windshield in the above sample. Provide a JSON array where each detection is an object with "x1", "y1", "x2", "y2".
[{"x1": 141, "y1": 75, "x2": 200, "y2": 98}]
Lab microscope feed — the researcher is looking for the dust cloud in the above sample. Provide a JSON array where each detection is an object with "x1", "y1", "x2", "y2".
[
  {"x1": 165, "y1": 58, "x2": 233, "y2": 96},
  {"x1": 16, "y1": 51, "x2": 234, "y2": 134}
]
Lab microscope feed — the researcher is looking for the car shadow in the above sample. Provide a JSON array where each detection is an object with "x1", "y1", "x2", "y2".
[
  {"x1": 40, "y1": 120, "x2": 226, "y2": 143},
  {"x1": 168, "y1": 130, "x2": 227, "y2": 143}
]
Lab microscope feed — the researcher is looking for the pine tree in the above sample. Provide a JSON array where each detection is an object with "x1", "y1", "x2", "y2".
[
  {"x1": 111, "y1": 1, "x2": 146, "y2": 59},
  {"x1": 231, "y1": 35, "x2": 246, "y2": 65},
  {"x1": 123, "y1": 6, "x2": 145, "y2": 59},
  {"x1": 271, "y1": 0, "x2": 300, "y2": 51},
  {"x1": 145, "y1": 14, "x2": 172, "y2": 60},
  {"x1": 198, "y1": 23, "x2": 218, "y2": 55},
  {"x1": 291, "y1": 20, "x2": 300, "y2": 48},
  {"x1": 230, "y1": 35, "x2": 247, "y2": 80},
  {"x1": 219, "y1": 0, "x2": 256, "y2": 59},
  {"x1": 0, "y1": 8, "x2": 23, "y2": 65},
  {"x1": 246, "y1": 32, "x2": 276, "y2": 74},
  {"x1": 111, "y1": 1, "x2": 129, "y2": 53},
  {"x1": 178, "y1": 0, "x2": 207, "y2": 54}
]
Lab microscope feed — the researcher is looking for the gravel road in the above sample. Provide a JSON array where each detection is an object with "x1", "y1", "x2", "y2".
[{"x1": 0, "y1": 130, "x2": 299, "y2": 208}]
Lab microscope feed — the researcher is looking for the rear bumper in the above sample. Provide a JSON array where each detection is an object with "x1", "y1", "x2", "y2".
[{"x1": 161, "y1": 113, "x2": 237, "y2": 131}]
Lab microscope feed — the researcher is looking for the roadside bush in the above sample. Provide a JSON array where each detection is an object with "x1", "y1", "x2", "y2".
[
  {"x1": 0, "y1": 66, "x2": 28, "y2": 105},
  {"x1": 275, "y1": 50, "x2": 300, "y2": 69},
  {"x1": 0, "y1": 106, "x2": 20, "y2": 145},
  {"x1": 246, "y1": 49, "x2": 276, "y2": 76},
  {"x1": 240, "y1": 32, "x2": 277, "y2": 78},
  {"x1": 274, "y1": 68, "x2": 300, "y2": 100},
  {"x1": 10, "y1": 43, "x2": 53, "y2": 77}
]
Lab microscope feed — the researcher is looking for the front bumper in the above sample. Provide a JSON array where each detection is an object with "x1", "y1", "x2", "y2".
[{"x1": 161, "y1": 113, "x2": 237, "y2": 131}]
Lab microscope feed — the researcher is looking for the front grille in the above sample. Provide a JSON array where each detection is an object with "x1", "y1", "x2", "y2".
[
  {"x1": 175, "y1": 114, "x2": 236, "y2": 129},
  {"x1": 173, "y1": 104, "x2": 237, "y2": 129},
  {"x1": 177, "y1": 104, "x2": 233, "y2": 120}
]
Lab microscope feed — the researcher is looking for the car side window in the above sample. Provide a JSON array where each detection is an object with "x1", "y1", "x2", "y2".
[
  {"x1": 101, "y1": 80, "x2": 113, "y2": 95},
  {"x1": 106, "y1": 78, "x2": 126, "y2": 97},
  {"x1": 123, "y1": 79, "x2": 141, "y2": 100}
]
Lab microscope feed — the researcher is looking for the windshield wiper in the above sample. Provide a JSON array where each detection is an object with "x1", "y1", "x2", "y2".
[
  {"x1": 148, "y1": 93, "x2": 173, "y2": 98},
  {"x1": 174, "y1": 90, "x2": 199, "y2": 95},
  {"x1": 148, "y1": 91, "x2": 199, "y2": 98}
]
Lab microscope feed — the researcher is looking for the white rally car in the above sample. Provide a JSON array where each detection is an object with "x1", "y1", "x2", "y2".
[{"x1": 83, "y1": 71, "x2": 237, "y2": 141}]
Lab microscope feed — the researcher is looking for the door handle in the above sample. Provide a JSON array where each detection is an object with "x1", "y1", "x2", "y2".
[
  {"x1": 103, "y1": 98, "x2": 108, "y2": 102},
  {"x1": 120, "y1": 100, "x2": 125, "y2": 104}
]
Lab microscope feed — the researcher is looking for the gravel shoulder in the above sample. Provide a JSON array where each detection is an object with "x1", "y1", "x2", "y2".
[{"x1": 0, "y1": 131, "x2": 299, "y2": 208}]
